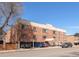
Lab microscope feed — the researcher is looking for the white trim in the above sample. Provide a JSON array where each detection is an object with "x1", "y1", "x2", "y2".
[
  {"x1": 30, "y1": 22, "x2": 66, "y2": 32},
  {"x1": 18, "y1": 20, "x2": 66, "y2": 32},
  {"x1": 45, "y1": 38, "x2": 54, "y2": 41}
]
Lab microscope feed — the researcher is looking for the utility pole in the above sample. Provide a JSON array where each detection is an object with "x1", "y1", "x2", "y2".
[
  {"x1": 32, "y1": 39, "x2": 34, "y2": 48},
  {"x1": 17, "y1": 28, "x2": 21, "y2": 49}
]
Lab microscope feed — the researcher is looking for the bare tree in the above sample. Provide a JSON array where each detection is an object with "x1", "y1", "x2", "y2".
[
  {"x1": 0, "y1": 2, "x2": 22, "y2": 32},
  {"x1": 0, "y1": 2, "x2": 22, "y2": 49}
]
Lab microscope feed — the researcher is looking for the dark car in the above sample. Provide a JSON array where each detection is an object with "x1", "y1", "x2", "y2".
[
  {"x1": 61, "y1": 42, "x2": 73, "y2": 48},
  {"x1": 20, "y1": 42, "x2": 31, "y2": 48}
]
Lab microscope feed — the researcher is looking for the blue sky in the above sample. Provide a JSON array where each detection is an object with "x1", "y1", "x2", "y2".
[{"x1": 22, "y1": 2, "x2": 79, "y2": 35}]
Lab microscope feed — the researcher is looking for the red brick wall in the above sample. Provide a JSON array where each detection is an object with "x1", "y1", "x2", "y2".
[{"x1": 5, "y1": 20, "x2": 66, "y2": 46}]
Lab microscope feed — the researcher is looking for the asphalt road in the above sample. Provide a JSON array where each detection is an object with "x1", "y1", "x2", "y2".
[{"x1": 0, "y1": 47, "x2": 79, "y2": 57}]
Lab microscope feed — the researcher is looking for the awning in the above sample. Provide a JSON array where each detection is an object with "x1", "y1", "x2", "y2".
[{"x1": 45, "y1": 38, "x2": 54, "y2": 41}]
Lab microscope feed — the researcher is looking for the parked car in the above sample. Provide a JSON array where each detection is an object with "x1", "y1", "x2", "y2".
[
  {"x1": 42, "y1": 43, "x2": 48, "y2": 47},
  {"x1": 61, "y1": 42, "x2": 73, "y2": 48},
  {"x1": 34, "y1": 42, "x2": 43, "y2": 48},
  {"x1": 20, "y1": 42, "x2": 31, "y2": 48},
  {"x1": 74, "y1": 41, "x2": 79, "y2": 45}
]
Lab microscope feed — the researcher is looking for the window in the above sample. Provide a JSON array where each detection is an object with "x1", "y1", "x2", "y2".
[
  {"x1": 43, "y1": 29, "x2": 48, "y2": 33},
  {"x1": 21, "y1": 24, "x2": 28, "y2": 29},
  {"x1": 43, "y1": 36, "x2": 47, "y2": 39},
  {"x1": 32, "y1": 27, "x2": 37, "y2": 32},
  {"x1": 33, "y1": 35, "x2": 36, "y2": 39},
  {"x1": 53, "y1": 31, "x2": 56, "y2": 34},
  {"x1": 53, "y1": 36, "x2": 56, "y2": 38}
]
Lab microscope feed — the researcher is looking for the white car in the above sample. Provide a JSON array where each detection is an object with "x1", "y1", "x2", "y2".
[{"x1": 74, "y1": 41, "x2": 79, "y2": 45}]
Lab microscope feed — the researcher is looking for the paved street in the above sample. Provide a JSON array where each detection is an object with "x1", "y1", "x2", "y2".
[{"x1": 0, "y1": 47, "x2": 79, "y2": 57}]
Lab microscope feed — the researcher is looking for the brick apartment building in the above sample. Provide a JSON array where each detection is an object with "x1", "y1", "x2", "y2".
[
  {"x1": 0, "y1": 19, "x2": 79, "y2": 50},
  {"x1": 4, "y1": 19, "x2": 66, "y2": 49}
]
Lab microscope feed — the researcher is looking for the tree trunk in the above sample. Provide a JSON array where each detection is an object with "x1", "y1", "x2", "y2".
[{"x1": 3, "y1": 38, "x2": 6, "y2": 50}]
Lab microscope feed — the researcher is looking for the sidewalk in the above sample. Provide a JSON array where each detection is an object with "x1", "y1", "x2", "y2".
[{"x1": 0, "y1": 46, "x2": 61, "y2": 53}]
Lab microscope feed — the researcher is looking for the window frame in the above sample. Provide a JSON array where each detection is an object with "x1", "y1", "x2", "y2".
[
  {"x1": 43, "y1": 29, "x2": 48, "y2": 33},
  {"x1": 53, "y1": 30, "x2": 56, "y2": 34},
  {"x1": 20, "y1": 24, "x2": 28, "y2": 30},
  {"x1": 32, "y1": 27, "x2": 37, "y2": 32}
]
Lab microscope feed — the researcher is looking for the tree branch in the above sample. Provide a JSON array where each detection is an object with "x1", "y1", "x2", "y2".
[{"x1": 1, "y1": 11, "x2": 12, "y2": 29}]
